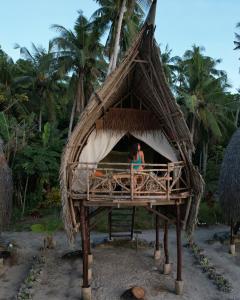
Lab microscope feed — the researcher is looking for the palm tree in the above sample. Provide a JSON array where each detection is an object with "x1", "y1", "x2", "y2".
[
  {"x1": 92, "y1": 0, "x2": 152, "y2": 74},
  {"x1": 234, "y1": 22, "x2": 240, "y2": 51},
  {"x1": 160, "y1": 44, "x2": 180, "y2": 86},
  {"x1": 15, "y1": 43, "x2": 64, "y2": 131},
  {"x1": 51, "y1": 12, "x2": 106, "y2": 137},
  {"x1": 176, "y1": 46, "x2": 232, "y2": 176}
]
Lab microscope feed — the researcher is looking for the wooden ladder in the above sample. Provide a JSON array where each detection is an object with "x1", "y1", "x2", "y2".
[{"x1": 108, "y1": 207, "x2": 136, "y2": 240}]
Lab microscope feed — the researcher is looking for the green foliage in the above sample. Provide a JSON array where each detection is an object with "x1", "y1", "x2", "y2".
[
  {"x1": 30, "y1": 217, "x2": 63, "y2": 234},
  {"x1": 198, "y1": 202, "x2": 223, "y2": 225}
]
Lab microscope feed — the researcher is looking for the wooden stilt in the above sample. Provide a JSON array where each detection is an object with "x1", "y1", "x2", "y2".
[
  {"x1": 230, "y1": 219, "x2": 234, "y2": 245},
  {"x1": 131, "y1": 207, "x2": 136, "y2": 240},
  {"x1": 163, "y1": 220, "x2": 171, "y2": 274},
  {"x1": 175, "y1": 204, "x2": 184, "y2": 295},
  {"x1": 80, "y1": 204, "x2": 89, "y2": 289},
  {"x1": 86, "y1": 207, "x2": 91, "y2": 254},
  {"x1": 164, "y1": 221, "x2": 169, "y2": 263},
  {"x1": 154, "y1": 206, "x2": 161, "y2": 259},
  {"x1": 108, "y1": 210, "x2": 112, "y2": 241},
  {"x1": 230, "y1": 219, "x2": 236, "y2": 255}
]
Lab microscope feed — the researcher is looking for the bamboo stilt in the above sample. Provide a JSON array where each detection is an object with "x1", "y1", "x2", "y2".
[
  {"x1": 80, "y1": 205, "x2": 89, "y2": 289},
  {"x1": 154, "y1": 206, "x2": 161, "y2": 259},
  {"x1": 175, "y1": 204, "x2": 184, "y2": 295}
]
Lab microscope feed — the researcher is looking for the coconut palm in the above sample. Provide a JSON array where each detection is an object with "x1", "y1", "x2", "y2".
[
  {"x1": 51, "y1": 12, "x2": 106, "y2": 136},
  {"x1": 160, "y1": 45, "x2": 180, "y2": 86},
  {"x1": 15, "y1": 43, "x2": 65, "y2": 131},
  {"x1": 92, "y1": 0, "x2": 152, "y2": 74},
  {"x1": 0, "y1": 48, "x2": 29, "y2": 116},
  {"x1": 176, "y1": 46, "x2": 232, "y2": 176},
  {"x1": 234, "y1": 22, "x2": 240, "y2": 51}
]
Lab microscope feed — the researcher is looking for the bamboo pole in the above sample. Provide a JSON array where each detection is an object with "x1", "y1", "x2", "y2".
[
  {"x1": 80, "y1": 204, "x2": 89, "y2": 288},
  {"x1": 176, "y1": 204, "x2": 182, "y2": 282},
  {"x1": 164, "y1": 220, "x2": 169, "y2": 264}
]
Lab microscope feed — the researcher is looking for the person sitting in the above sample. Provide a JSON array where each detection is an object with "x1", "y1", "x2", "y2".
[{"x1": 129, "y1": 143, "x2": 145, "y2": 171}]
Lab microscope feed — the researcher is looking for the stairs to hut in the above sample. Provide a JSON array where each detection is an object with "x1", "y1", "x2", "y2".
[{"x1": 108, "y1": 207, "x2": 136, "y2": 240}]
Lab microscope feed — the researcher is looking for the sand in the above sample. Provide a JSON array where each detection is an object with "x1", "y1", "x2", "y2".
[{"x1": 0, "y1": 225, "x2": 240, "y2": 300}]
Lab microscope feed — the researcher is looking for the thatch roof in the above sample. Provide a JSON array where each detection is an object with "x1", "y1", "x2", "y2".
[
  {"x1": 60, "y1": 1, "x2": 204, "y2": 241},
  {"x1": 219, "y1": 129, "x2": 240, "y2": 223},
  {"x1": 0, "y1": 138, "x2": 13, "y2": 231}
]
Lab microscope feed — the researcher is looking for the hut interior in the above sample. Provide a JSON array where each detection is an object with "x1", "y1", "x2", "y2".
[{"x1": 60, "y1": 1, "x2": 203, "y2": 298}]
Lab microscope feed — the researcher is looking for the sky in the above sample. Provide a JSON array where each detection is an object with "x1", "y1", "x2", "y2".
[{"x1": 0, "y1": 0, "x2": 239, "y2": 92}]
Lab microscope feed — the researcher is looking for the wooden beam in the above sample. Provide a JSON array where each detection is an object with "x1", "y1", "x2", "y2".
[{"x1": 144, "y1": 206, "x2": 175, "y2": 223}]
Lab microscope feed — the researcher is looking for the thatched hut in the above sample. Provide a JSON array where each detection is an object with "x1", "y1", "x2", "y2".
[
  {"x1": 60, "y1": 1, "x2": 203, "y2": 298},
  {"x1": 0, "y1": 138, "x2": 13, "y2": 231},
  {"x1": 219, "y1": 128, "x2": 240, "y2": 254}
]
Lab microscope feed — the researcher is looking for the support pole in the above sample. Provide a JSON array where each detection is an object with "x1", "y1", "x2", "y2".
[
  {"x1": 154, "y1": 206, "x2": 161, "y2": 260},
  {"x1": 163, "y1": 220, "x2": 171, "y2": 274},
  {"x1": 175, "y1": 204, "x2": 184, "y2": 295},
  {"x1": 86, "y1": 208, "x2": 93, "y2": 279},
  {"x1": 80, "y1": 204, "x2": 91, "y2": 300},
  {"x1": 131, "y1": 207, "x2": 136, "y2": 240},
  {"x1": 230, "y1": 219, "x2": 236, "y2": 255},
  {"x1": 108, "y1": 210, "x2": 112, "y2": 241}
]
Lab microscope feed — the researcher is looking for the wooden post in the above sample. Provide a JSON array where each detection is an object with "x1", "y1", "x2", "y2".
[
  {"x1": 108, "y1": 210, "x2": 112, "y2": 241},
  {"x1": 163, "y1": 220, "x2": 171, "y2": 274},
  {"x1": 86, "y1": 207, "x2": 93, "y2": 270},
  {"x1": 230, "y1": 219, "x2": 236, "y2": 255},
  {"x1": 175, "y1": 203, "x2": 184, "y2": 295},
  {"x1": 130, "y1": 207, "x2": 136, "y2": 240},
  {"x1": 130, "y1": 164, "x2": 134, "y2": 201},
  {"x1": 80, "y1": 204, "x2": 91, "y2": 300},
  {"x1": 154, "y1": 206, "x2": 161, "y2": 260}
]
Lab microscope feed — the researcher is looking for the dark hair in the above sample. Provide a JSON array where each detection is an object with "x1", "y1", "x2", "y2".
[{"x1": 129, "y1": 143, "x2": 139, "y2": 160}]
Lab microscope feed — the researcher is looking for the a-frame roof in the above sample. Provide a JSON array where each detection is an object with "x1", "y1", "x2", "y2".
[{"x1": 60, "y1": 0, "x2": 203, "y2": 241}]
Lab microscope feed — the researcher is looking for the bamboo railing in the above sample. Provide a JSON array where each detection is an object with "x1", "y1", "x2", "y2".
[{"x1": 68, "y1": 161, "x2": 190, "y2": 204}]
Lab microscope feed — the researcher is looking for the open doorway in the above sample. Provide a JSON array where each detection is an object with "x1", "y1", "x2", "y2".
[{"x1": 101, "y1": 134, "x2": 170, "y2": 165}]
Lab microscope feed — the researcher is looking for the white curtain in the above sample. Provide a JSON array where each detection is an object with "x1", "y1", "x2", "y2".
[
  {"x1": 132, "y1": 131, "x2": 178, "y2": 162},
  {"x1": 72, "y1": 130, "x2": 125, "y2": 192},
  {"x1": 71, "y1": 129, "x2": 178, "y2": 192}
]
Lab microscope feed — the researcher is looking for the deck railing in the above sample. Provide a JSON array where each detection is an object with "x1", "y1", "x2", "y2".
[{"x1": 68, "y1": 161, "x2": 190, "y2": 202}]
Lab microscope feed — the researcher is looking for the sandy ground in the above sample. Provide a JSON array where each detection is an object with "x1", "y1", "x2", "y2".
[{"x1": 0, "y1": 225, "x2": 240, "y2": 300}]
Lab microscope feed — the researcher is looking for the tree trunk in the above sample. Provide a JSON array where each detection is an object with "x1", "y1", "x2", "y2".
[
  {"x1": 76, "y1": 73, "x2": 85, "y2": 114},
  {"x1": 0, "y1": 138, "x2": 13, "y2": 231},
  {"x1": 202, "y1": 141, "x2": 208, "y2": 178},
  {"x1": 39, "y1": 110, "x2": 42, "y2": 132},
  {"x1": 190, "y1": 115, "x2": 196, "y2": 143},
  {"x1": 235, "y1": 107, "x2": 240, "y2": 128},
  {"x1": 68, "y1": 97, "x2": 77, "y2": 138},
  {"x1": 21, "y1": 176, "x2": 29, "y2": 218},
  {"x1": 107, "y1": 0, "x2": 127, "y2": 75}
]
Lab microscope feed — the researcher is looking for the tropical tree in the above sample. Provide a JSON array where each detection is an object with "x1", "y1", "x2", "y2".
[
  {"x1": 0, "y1": 137, "x2": 13, "y2": 231},
  {"x1": 51, "y1": 12, "x2": 106, "y2": 136},
  {"x1": 176, "y1": 46, "x2": 233, "y2": 176},
  {"x1": 0, "y1": 47, "x2": 29, "y2": 116},
  {"x1": 234, "y1": 22, "x2": 240, "y2": 52},
  {"x1": 92, "y1": 0, "x2": 152, "y2": 74},
  {"x1": 160, "y1": 45, "x2": 180, "y2": 86},
  {"x1": 15, "y1": 43, "x2": 65, "y2": 131}
]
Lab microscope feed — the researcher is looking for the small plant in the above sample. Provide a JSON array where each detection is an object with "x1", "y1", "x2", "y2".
[{"x1": 188, "y1": 241, "x2": 233, "y2": 293}]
